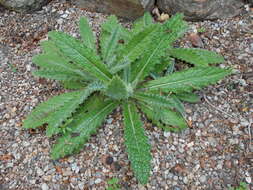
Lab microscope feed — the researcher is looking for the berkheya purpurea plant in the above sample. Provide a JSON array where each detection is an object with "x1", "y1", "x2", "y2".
[{"x1": 23, "y1": 13, "x2": 232, "y2": 184}]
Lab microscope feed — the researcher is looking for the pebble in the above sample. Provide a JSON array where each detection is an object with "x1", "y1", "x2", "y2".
[
  {"x1": 41, "y1": 183, "x2": 49, "y2": 190},
  {"x1": 63, "y1": 170, "x2": 73, "y2": 176},
  {"x1": 173, "y1": 186, "x2": 182, "y2": 190},
  {"x1": 245, "y1": 176, "x2": 252, "y2": 184},
  {"x1": 250, "y1": 43, "x2": 253, "y2": 52},
  {"x1": 71, "y1": 163, "x2": 80, "y2": 173},
  {"x1": 183, "y1": 177, "x2": 188, "y2": 184},
  {"x1": 57, "y1": 18, "x2": 64, "y2": 25},
  {"x1": 23, "y1": 141, "x2": 30, "y2": 147},
  {"x1": 61, "y1": 14, "x2": 68, "y2": 19},
  {"x1": 94, "y1": 178, "x2": 102, "y2": 184},
  {"x1": 37, "y1": 168, "x2": 44, "y2": 176},
  {"x1": 199, "y1": 175, "x2": 207, "y2": 183},
  {"x1": 107, "y1": 118, "x2": 113, "y2": 124},
  {"x1": 164, "y1": 132, "x2": 171, "y2": 137}
]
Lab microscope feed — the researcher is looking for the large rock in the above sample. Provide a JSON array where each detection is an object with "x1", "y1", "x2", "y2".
[
  {"x1": 73, "y1": 0, "x2": 155, "y2": 20},
  {"x1": 157, "y1": 0, "x2": 244, "y2": 21},
  {"x1": 0, "y1": 0, "x2": 49, "y2": 12}
]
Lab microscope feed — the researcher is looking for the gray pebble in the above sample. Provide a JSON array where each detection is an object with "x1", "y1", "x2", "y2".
[{"x1": 199, "y1": 175, "x2": 207, "y2": 183}]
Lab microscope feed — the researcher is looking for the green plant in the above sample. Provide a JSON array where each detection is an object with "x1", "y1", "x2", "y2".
[
  {"x1": 106, "y1": 178, "x2": 121, "y2": 190},
  {"x1": 23, "y1": 13, "x2": 231, "y2": 184},
  {"x1": 197, "y1": 27, "x2": 206, "y2": 33},
  {"x1": 229, "y1": 182, "x2": 248, "y2": 190},
  {"x1": 8, "y1": 62, "x2": 17, "y2": 72}
]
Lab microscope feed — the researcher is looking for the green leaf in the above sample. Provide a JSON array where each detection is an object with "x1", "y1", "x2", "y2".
[
  {"x1": 32, "y1": 53, "x2": 94, "y2": 81},
  {"x1": 79, "y1": 17, "x2": 96, "y2": 50},
  {"x1": 107, "y1": 178, "x2": 119, "y2": 185},
  {"x1": 123, "y1": 102, "x2": 151, "y2": 184},
  {"x1": 130, "y1": 14, "x2": 187, "y2": 87},
  {"x1": 175, "y1": 92, "x2": 200, "y2": 103},
  {"x1": 48, "y1": 31, "x2": 112, "y2": 83},
  {"x1": 168, "y1": 48, "x2": 225, "y2": 67},
  {"x1": 162, "y1": 13, "x2": 188, "y2": 45},
  {"x1": 100, "y1": 16, "x2": 122, "y2": 65},
  {"x1": 23, "y1": 82, "x2": 104, "y2": 137},
  {"x1": 151, "y1": 57, "x2": 174, "y2": 79},
  {"x1": 102, "y1": 15, "x2": 130, "y2": 42},
  {"x1": 40, "y1": 40, "x2": 59, "y2": 54},
  {"x1": 61, "y1": 80, "x2": 87, "y2": 90},
  {"x1": 130, "y1": 26, "x2": 166, "y2": 87},
  {"x1": 51, "y1": 98, "x2": 118, "y2": 159},
  {"x1": 171, "y1": 95, "x2": 185, "y2": 116},
  {"x1": 134, "y1": 92, "x2": 183, "y2": 114},
  {"x1": 138, "y1": 102, "x2": 187, "y2": 132},
  {"x1": 131, "y1": 12, "x2": 154, "y2": 34},
  {"x1": 142, "y1": 67, "x2": 232, "y2": 93},
  {"x1": 105, "y1": 75, "x2": 132, "y2": 100},
  {"x1": 110, "y1": 58, "x2": 131, "y2": 74},
  {"x1": 116, "y1": 24, "x2": 158, "y2": 66}
]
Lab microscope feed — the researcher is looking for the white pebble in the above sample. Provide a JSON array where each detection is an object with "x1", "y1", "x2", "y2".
[
  {"x1": 246, "y1": 176, "x2": 251, "y2": 184},
  {"x1": 41, "y1": 183, "x2": 49, "y2": 190}
]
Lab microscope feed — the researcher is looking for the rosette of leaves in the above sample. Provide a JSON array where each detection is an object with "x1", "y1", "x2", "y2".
[{"x1": 23, "y1": 13, "x2": 231, "y2": 184}]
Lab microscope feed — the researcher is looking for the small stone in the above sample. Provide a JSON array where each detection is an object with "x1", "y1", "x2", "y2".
[
  {"x1": 6, "y1": 163, "x2": 13, "y2": 168},
  {"x1": 250, "y1": 43, "x2": 253, "y2": 52},
  {"x1": 112, "y1": 161, "x2": 121, "y2": 171},
  {"x1": 61, "y1": 14, "x2": 68, "y2": 19},
  {"x1": 158, "y1": 13, "x2": 170, "y2": 22},
  {"x1": 105, "y1": 156, "x2": 114, "y2": 165},
  {"x1": 224, "y1": 160, "x2": 232, "y2": 169},
  {"x1": 229, "y1": 138, "x2": 239, "y2": 145},
  {"x1": 163, "y1": 131, "x2": 171, "y2": 137},
  {"x1": 62, "y1": 170, "x2": 72, "y2": 176},
  {"x1": 78, "y1": 182, "x2": 85, "y2": 190},
  {"x1": 71, "y1": 163, "x2": 80, "y2": 173},
  {"x1": 43, "y1": 175, "x2": 52, "y2": 181},
  {"x1": 37, "y1": 168, "x2": 44, "y2": 176},
  {"x1": 246, "y1": 176, "x2": 252, "y2": 184},
  {"x1": 41, "y1": 183, "x2": 49, "y2": 190},
  {"x1": 188, "y1": 33, "x2": 204, "y2": 48},
  {"x1": 113, "y1": 145, "x2": 119, "y2": 151},
  {"x1": 178, "y1": 148, "x2": 184, "y2": 153},
  {"x1": 170, "y1": 164, "x2": 187, "y2": 175},
  {"x1": 57, "y1": 18, "x2": 64, "y2": 25},
  {"x1": 138, "y1": 184, "x2": 146, "y2": 190},
  {"x1": 94, "y1": 178, "x2": 102, "y2": 184},
  {"x1": 187, "y1": 142, "x2": 194, "y2": 147},
  {"x1": 107, "y1": 118, "x2": 113, "y2": 124},
  {"x1": 199, "y1": 175, "x2": 207, "y2": 183},
  {"x1": 183, "y1": 176, "x2": 188, "y2": 184},
  {"x1": 217, "y1": 163, "x2": 223, "y2": 170},
  {"x1": 23, "y1": 141, "x2": 30, "y2": 147},
  {"x1": 173, "y1": 186, "x2": 182, "y2": 190}
]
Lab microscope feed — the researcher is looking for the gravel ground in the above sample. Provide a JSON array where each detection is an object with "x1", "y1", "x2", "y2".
[{"x1": 0, "y1": 0, "x2": 252, "y2": 189}]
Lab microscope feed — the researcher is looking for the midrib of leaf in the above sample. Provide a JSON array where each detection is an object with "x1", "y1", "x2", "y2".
[
  {"x1": 117, "y1": 25, "x2": 157, "y2": 64},
  {"x1": 143, "y1": 70, "x2": 229, "y2": 91},
  {"x1": 79, "y1": 17, "x2": 96, "y2": 50},
  {"x1": 127, "y1": 103, "x2": 142, "y2": 159},
  {"x1": 132, "y1": 39, "x2": 163, "y2": 87},
  {"x1": 75, "y1": 102, "x2": 115, "y2": 132},
  {"x1": 65, "y1": 44, "x2": 111, "y2": 82},
  {"x1": 103, "y1": 26, "x2": 120, "y2": 63},
  {"x1": 145, "y1": 78, "x2": 192, "y2": 90},
  {"x1": 49, "y1": 32, "x2": 112, "y2": 83}
]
